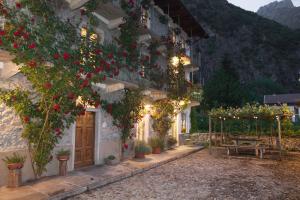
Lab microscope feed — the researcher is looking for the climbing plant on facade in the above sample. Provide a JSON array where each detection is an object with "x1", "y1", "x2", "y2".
[{"x1": 0, "y1": 0, "x2": 146, "y2": 178}]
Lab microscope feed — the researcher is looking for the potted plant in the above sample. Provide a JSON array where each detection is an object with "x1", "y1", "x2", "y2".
[
  {"x1": 167, "y1": 136, "x2": 177, "y2": 149},
  {"x1": 104, "y1": 155, "x2": 119, "y2": 165},
  {"x1": 148, "y1": 136, "x2": 164, "y2": 154},
  {"x1": 56, "y1": 149, "x2": 70, "y2": 176},
  {"x1": 2, "y1": 153, "x2": 26, "y2": 188},
  {"x1": 135, "y1": 141, "x2": 151, "y2": 159}
]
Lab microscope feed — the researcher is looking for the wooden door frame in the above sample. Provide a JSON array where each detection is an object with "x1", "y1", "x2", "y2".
[{"x1": 70, "y1": 108, "x2": 101, "y2": 171}]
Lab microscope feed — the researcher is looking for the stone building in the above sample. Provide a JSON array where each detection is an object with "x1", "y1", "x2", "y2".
[{"x1": 0, "y1": 0, "x2": 207, "y2": 186}]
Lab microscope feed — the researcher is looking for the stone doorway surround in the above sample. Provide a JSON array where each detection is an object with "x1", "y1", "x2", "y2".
[{"x1": 69, "y1": 108, "x2": 102, "y2": 171}]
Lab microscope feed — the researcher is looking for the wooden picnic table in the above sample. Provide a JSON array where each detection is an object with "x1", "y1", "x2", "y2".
[{"x1": 222, "y1": 137, "x2": 266, "y2": 159}]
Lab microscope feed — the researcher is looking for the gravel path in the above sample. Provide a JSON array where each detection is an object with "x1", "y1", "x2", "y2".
[{"x1": 69, "y1": 149, "x2": 300, "y2": 200}]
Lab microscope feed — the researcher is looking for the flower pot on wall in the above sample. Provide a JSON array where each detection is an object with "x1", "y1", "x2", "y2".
[
  {"x1": 57, "y1": 155, "x2": 69, "y2": 176},
  {"x1": 56, "y1": 149, "x2": 70, "y2": 176},
  {"x1": 135, "y1": 152, "x2": 145, "y2": 159},
  {"x1": 152, "y1": 147, "x2": 161, "y2": 154},
  {"x1": 2, "y1": 153, "x2": 26, "y2": 188}
]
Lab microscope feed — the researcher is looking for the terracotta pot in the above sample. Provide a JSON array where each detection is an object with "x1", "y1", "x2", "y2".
[
  {"x1": 57, "y1": 155, "x2": 69, "y2": 161},
  {"x1": 152, "y1": 147, "x2": 161, "y2": 154},
  {"x1": 135, "y1": 152, "x2": 145, "y2": 159},
  {"x1": 7, "y1": 163, "x2": 23, "y2": 170}
]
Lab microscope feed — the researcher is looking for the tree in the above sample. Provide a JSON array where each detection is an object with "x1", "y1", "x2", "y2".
[{"x1": 202, "y1": 55, "x2": 245, "y2": 109}]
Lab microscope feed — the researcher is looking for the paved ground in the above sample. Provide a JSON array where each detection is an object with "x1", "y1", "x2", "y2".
[{"x1": 70, "y1": 149, "x2": 300, "y2": 200}]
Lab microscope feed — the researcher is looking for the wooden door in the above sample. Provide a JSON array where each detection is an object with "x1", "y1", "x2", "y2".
[{"x1": 75, "y1": 112, "x2": 95, "y2": 168}]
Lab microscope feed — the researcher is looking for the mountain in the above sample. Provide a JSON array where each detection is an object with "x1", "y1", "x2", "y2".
[
  {"x1": 181, "y1": 0, "x2": 300, "y2": 93},
  {"x1": 257, "y1": 0, "x2": 300, "y2": 30}
]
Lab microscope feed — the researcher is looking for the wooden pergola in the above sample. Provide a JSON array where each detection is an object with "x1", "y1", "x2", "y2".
[{"x1": 208, "y1": 105, "x2": 293, "y2": 158}]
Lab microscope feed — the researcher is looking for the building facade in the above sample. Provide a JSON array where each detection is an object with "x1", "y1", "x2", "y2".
[{"x1": 0, "y1": 0, "x2": 207, "y2": 186}]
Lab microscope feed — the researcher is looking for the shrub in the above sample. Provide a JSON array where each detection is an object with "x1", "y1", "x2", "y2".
[
  {"x1": 148, "y1": 136, "x2": 164, "y2": 149},
  {"x1": 2, "y1": 153, "x2": 26, "y2": 164},
  {"x1": 167, "y1": 136, "x2": 177, "y2": 148},
  {"x1": 135, "y1": 141, "x2": 152, "y2": 154}
]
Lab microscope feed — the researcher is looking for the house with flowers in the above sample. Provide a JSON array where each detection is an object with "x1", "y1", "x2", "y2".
[{"x1": 0, "y1": 0, "x2": 207, "y2": 186}]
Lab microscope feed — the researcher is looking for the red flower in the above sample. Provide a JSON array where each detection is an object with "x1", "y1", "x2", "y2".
[
  {"x1": 53, "y1": 104, "x2": 60, "y2": 112},
  {"x1": 108, "y1": 53, "x2": 113, "y2": 59},
  {"x1": 79, "y1": 67, "x2": 84, "y2": 73},
  {"x1": 67, "y1": 92, "x2": 75, "y2": 100},
  {"x1": 131, "y1": 43, "x2": 137, "y2": 49},
  {"x1": 0, "y1": 30, "x2": 6, "y2": 36},
  {"x1": 53, "y1": 53, "x2": 60, "y2": 59},
  {"x1": 122, "y1": 51, "x2": 128, "y2": 57},
  {"x1": 0, "y1": 39, "x2": 2, "y2": 45},
  {"x1": 74, "y1": 61, "x2": 80, "y2": 65},
  {"x1": 23, "y1": 116, "x2": 30, "y2": 123},
  {"x1": 13, "y1": 42, "x2": 19, "y2": 49},
  {"x1": 107, "y1": 104, "x2": 113, "y2": 114},
  {"x1": 105, "y1": 63, "x2": 110, "y2": 71},
  {"x1": 15, "y1": 2, "x2": 21, "y2": 9},
  {"x1": 63, "y1": 52, "x2": 70, "y2": 60},
  {"x1": 123, "y1": 143, "x2": 129, "y2": 149},
  {"x1": 94, "y1": 101, "x2": 100, "y2": 108},
  {"x1": 102, "y1": 75, "x2": 106, "y2": 81},
  {"x1": 27, "y1": 60, "x2": 37, "y2": 68},
  {"x1": 44, "y1": 82, "x2": 52, "y2": 89},
  {"x1": 13, "y1": 31, "x2": 21, "y2": 37},
  {"x1": 28, "y1": 43, "x2": 36, "y2": 49},
  {"x1": 55, "y1": 128, "x2": 61, "y2": 135},
  {"x1": 95, "y1": 49, "x2": 102, "y2": 55},
  {"x1": 52, "y1": 95, "x2": 59, "y2": 100},
  {"x1": 94, "y1": 66, "x2": 104, "y2": 73},
  {"x1": 114, "y1": 69, "x2": 119, "y2": 76},
  {"x1": 80, "y1": 79, "x2": 89, "y2": 89},
  {"x1": 139, "y1": 71, "x2": 144, "y2": 77},
  {"x1": 22, "y1": 32, "x2": 30, "y2": 40},
  {"x1": 86, "y1": 72, "x2": 92, "y2": 79}
]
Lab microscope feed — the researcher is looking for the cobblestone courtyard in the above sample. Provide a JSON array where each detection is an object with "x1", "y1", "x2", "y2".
[{"x1": 70, "y1": 149, "x2": 300, "y2": 200}]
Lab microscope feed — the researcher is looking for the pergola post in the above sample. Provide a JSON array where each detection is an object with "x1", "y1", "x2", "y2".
[
  {"x1": 221, "y1": 119, "x2": 224, "y2": 144},
  {"x1": 209, "y1": 116, "x2": 212, "y2": 155},
  {"x1": 277, "y1": 116, "x2": 282, "y2": 159}
]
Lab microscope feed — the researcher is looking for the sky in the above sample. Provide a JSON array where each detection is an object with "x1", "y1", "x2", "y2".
[{"x1": 227, "y1": 0, "x2": 300, "y2": 12}]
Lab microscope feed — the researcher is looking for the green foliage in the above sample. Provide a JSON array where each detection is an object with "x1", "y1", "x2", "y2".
[
  {"x1": 2, "y1": 153, "x2": 26, "y2": 164},
  {"x1": 56, "y1": 149, "x2": 70, "y2": 157},
  {"x1": 106, "y1": 155, "x2": 116, "y2": 160},
  {"x1": 135, "y1": 141, "x2": 152, "y2": 154},
  {"x1": 190, "y1": 107, "x2": 200, "y2": 133},
  {"x1": 209, "y1": 104, "x2": 292, "y2": 120},
  {"x1": 244, "y1": 78, "x2": 286, "y2": 103},
  {"x1": 148, "y1": 136, "x2": 164, "y2": 149},
  {"x1": 167, "y1": 136, "x2": 177, "y2": 148},
  {"x1": 202, "y1": 55, "x2": 246, "y2": 109},
  {"x1": 0, "y1": 0, "x2": 147, "y2": 177},
  {"x1": 110, "y1": 89, "x2": 144, "y2": 142},
  {"x1": 152, "y1": 100, "x2": 174, "y2": 137}
]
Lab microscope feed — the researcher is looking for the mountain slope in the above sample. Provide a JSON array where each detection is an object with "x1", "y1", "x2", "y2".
[
  {"x1": 257, "y1": 0, "x2": 300, "y2": 30},
  {"x1": 182, "y1": 0, "x2": 300, "y2": 92}
]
